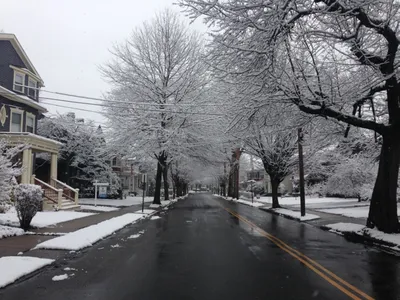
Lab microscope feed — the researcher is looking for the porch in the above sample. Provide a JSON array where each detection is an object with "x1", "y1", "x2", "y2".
[{"x1": 0, "y1": 132, "x2": 80, "y2": 210}]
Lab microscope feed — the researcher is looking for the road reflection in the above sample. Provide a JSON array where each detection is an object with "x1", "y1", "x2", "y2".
[{"x1": 368, "y1": 250, "x2": 399, "y2": 299}]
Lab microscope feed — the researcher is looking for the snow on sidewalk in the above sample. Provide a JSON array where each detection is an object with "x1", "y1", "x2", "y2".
[
  {"x1": 0, "y1": 208, "x2": 94, "y2": 228},
  {"x1": 79, "y1": 196, "x2": 153, "y2": 207},
  {"x1": 80, "y1": 205, "x2": 119, "y2": 212},
  {"x1": 325, "y1": 222, "x2": 400, "y2": 250},
  {"x1": 214, "y1": 195, "x2": 265, "y2": 208},
  {"x1": 34, "y1": 213, "x2": 144, "y2": 251},
  {"x1": 265, "y1": 208, "x2": 320, "y2": 221},
  {"x1": 319, "y1": 206, "x2": 400, "y2": 219},
  {"x1": 0, "y1": 225, "x2": 25, "y2": 239},
  {"x1": 0, "y1": 256, "x2": 54, "y2": 288}
]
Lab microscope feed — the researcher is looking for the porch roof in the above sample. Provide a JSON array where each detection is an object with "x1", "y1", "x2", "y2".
[{"x1": 0, "y1": 132, "x2": 61, "y2": 153}]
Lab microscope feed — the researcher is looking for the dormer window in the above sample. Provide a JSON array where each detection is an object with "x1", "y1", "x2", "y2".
[
  {"x1": 28, "y1": 78, "x2": 37, "y2": 99},
  {"x1": 13, "y1": 71, "x2": 25, "y2": 93}
]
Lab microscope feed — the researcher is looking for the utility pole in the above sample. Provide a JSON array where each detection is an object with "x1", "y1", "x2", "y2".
[{"x1": 298, "y1": 128, "x2": 306, "y2": 216}]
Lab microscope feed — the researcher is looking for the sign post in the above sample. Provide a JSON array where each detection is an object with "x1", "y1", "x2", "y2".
[
  {"x1": 141, "y1": 174, "x2": 147, "y2": 213},
  {"x1": 93, "y1": 181, "x2": 109, "y2": 207}
]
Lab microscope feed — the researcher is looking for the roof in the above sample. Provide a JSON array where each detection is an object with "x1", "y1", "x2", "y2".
[
  {"x1": 0, "y1": 85, "x2": 47, "y2": 113},
  {"x1": 0, "y1": 33, "x2": 44, "y2": 84}
]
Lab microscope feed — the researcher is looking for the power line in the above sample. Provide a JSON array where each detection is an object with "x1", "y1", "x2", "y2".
[
  {"x1": 40, "y1": 97, "x2": 226, "y2": 116},
  {"x1": 40, "y1": 89, "x2": 225, "y2": 107}
]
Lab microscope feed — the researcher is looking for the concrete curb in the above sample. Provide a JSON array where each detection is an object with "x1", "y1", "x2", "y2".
[
  {"x1": 319, "y1": 225, "x2": 400, "y2": 255},
  {"x1": 258, "y1": 207, "x2": 311, "y2": 222}
]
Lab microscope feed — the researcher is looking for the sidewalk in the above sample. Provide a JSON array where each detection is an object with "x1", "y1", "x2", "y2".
[{"x1": 0, "y1": 203, "x2": 148, "y2": 258}]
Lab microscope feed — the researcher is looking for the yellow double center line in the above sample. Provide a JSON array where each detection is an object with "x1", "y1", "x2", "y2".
[{"x1": 223, "y1": 206, "x2": 374, "y2": 300}]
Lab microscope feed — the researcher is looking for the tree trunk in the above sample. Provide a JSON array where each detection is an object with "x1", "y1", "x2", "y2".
[
  {"x1": 271, "y1": 179, "x2": 281, "y2": 209},
  {"x1": 163, "y1": 163, "x2": 169, "y2": 200},
  {"x1": 367, "y1": 134, "x2": 400, "y2": 233},
  {"x1": 153, "y1": 160, "x2": 163, "y2": 205}
]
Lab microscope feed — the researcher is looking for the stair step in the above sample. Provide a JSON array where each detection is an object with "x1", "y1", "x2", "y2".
[{"x1": 59, "y1": 204, "x2": 80, "y2": 211}]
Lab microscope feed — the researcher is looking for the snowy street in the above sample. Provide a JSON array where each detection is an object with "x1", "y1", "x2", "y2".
[{"x1": 0, "y1": 194, "x2": 398, "y2": 300}]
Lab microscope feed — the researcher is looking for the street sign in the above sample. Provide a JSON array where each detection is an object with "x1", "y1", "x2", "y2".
[
  {"x1": 93, "y1": 182, "x2": 109, "y2": 186},
  {"x1": 93, "y1": 180, "x2": 110, "y2": 206}
]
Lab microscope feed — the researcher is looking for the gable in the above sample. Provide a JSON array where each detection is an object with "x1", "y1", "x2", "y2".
[{"x1": 0, "y1": 34, "x2": 43, "y2": 84}]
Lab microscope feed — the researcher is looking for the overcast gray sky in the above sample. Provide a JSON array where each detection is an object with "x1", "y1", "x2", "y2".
[{"x1": 0, "y1": 0, "x2": 206, "y2": 126}]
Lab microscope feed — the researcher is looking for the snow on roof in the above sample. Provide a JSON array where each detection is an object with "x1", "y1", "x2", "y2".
[{"x1": 0, "y1": 85, "x2": 47, "y2": 113}]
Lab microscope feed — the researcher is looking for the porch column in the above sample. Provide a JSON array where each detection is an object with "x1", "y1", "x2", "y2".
[
  {"x1": 50, "y1": 153, "x2": 58, "y2": 181},
  {"x1": 21, "y1": 148, "x2": 32, "y2": 184}
]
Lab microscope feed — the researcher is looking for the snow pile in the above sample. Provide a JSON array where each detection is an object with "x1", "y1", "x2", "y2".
[
  {"x1": 319, "y1": 207, "x2": 400, "y2": 219},
  {"x1": 268, "y1": 208, "x2": 320, "y2": 221},
  {"x1": 52, "y1": 274, "x2": 69, "y2": 281},
  {"x1": 111, "y1": 244, "x2": 121, "y2": 248},
  {"x1": 0, "y1": 256, "x2": 54, "y2": 288},
  {"x1": 150, "y1": 216, "x2": 161, "y2": 220},
  {"x1": 0, "y1": 208, "x2": 94, "y2": 228},
  {"x1": 149, "y1": 204, "x2": 160, "y2": 208},
  {"x1": 34, "y1": 213, "x2": 144, "y2": 251},
  {"x1": 0, "y1": 225, "x2": 25, "y2": 239},
  {"x1": 257, "y1": 196, "x2": 357, "y2": 206},
  {"x1": 80, "y1": 205, "x2": 119, "y2": 212},
  {"x1": 127, "y1": 234, "x2": 141, "y2": 239},
  {"x1": 161, "y1": 200, "x2": 171, "y2": 207},
  {"x1": 325, "y1": 222, "x2": 400, "y2": 249}
]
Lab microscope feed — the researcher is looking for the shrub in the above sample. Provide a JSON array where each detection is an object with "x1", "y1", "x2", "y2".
[
  {"x1": 14, "y1": 184, "x2": 43, "y2": 231},
  {"x1": 306, "y1": 183, "x2": 325, "y2": 197},
  {"x1": 325, "y1": 166, "x2": 374, "y2": 198}
]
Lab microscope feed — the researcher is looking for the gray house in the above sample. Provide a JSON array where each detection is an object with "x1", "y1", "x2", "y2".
[{"x1": 0, "y1": 33, "x2": 79, "y2": 210}]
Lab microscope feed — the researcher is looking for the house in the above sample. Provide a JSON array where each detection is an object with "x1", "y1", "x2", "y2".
[
  {"x1": 109, "y1": 156, "x2": 147, "y2": 196},
  {"x1": 0, "y1": 33, "x2": 79, "y2": 210},
  {"x1": 246, "y1": 168, "x2": 293, "y2": 195}
]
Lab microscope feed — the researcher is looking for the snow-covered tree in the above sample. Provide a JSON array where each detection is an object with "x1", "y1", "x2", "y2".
[
  {"x1": 37, "y1": 114, "x2": 119, "y2": 193},
  {"x1": 101, "y1": 9, "x2": 212, "y2": 204},
  {"x1": 180, "y1": 0, "x2": 400, "y2": 233},
  {"x1": 0, "y1": 140, "x2": 24, "y2": 205}
]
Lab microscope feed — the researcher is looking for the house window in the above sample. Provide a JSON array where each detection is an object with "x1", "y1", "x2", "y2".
[
  {"x1": 13, "y1": 71, "x2": 25, "y2": 93},
  {"x1": 26, "y1": 113, "x2": 35, "y2": 133},
  {"x1": 10, "y1": 109, "x2": 23, "y2": 132},
  {"x1": 112, "y1": 157, "x2": 117, "y2": 166},
  {"x1": 28, "y1": 78, "x2": 37, "y2": 99}
]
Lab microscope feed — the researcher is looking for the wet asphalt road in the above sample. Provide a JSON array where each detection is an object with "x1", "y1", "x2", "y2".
[{"x1": 1, "y1": 193, "x2": 400, "y2": 300}]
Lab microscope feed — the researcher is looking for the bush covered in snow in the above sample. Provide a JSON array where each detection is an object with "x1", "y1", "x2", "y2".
[
  {"x1": 306, "y1": 183, "x2": 325, "y2": 197},
  {"x1": 14, "y1": 184, "x2": 43, "y2": 230},
  {"x1": 325, "y1": 159, "x2": 375, "y2": 198}
]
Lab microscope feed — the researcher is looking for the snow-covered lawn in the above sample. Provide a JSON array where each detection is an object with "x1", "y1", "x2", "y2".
[
  {"x1": 325, "y1": 222, "x2": 400, "y2": 250},
  {"x1": 0, "y1": 208, "x2": 94, "y2": 228},
  {"x1": 34, "y1": 213, "x2": 144, "y2": 251},
  {"x1": 265, "y1": 208, "x2": 320, "y2": 221},
  {"x1": 0, "y1": 256, "x2": 54, "y2": 288},
  {"x1": 80, "y1": 205, "x2": 119, "y2": 212},
  {"x1": 0, "y1": 225, "x2": 25, "y2": 239},
  {"x1": 256, "y1": 196, "x2": 358, "y2": 207},
  {"x1": 79, "y1": 196, "x2": 153, "y2": 207},
  {"x1": 319, "y1": 206, "x2": 400, "y2": 219}
]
